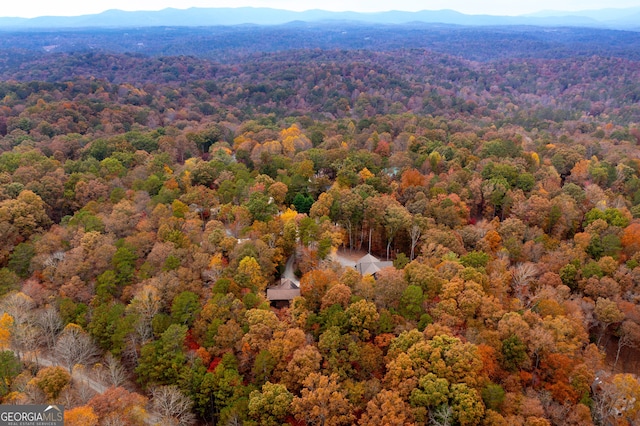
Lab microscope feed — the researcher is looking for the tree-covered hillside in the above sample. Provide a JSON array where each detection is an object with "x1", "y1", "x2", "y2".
[{"x1": 0, "y1": 24, "x2": 639, "y2": 425}]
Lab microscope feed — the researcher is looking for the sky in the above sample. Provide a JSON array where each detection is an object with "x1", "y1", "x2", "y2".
[{"x1": 2, "y1": 0, "x2": 640, "y2": 19}]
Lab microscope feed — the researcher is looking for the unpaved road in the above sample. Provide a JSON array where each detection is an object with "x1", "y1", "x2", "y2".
[{"x1": 20, "y1": 351, "x2": 107, "y2": 394}]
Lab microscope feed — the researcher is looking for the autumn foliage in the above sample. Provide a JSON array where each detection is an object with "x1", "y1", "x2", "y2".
[{"x1": 0, "y1": 24, "x2": 640, "y2": 425}]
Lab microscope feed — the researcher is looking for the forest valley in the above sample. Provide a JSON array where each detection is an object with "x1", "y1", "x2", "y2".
[{"x1": 0, "y1": 24, "x2": 639, "y2": 426}]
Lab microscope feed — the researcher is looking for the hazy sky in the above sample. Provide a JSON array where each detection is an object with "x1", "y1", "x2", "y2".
[{"x1": 2, "y1": 0, "x2": 639, "y2": 18}]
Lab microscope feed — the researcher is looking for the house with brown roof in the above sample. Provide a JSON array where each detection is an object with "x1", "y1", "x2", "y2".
[{"x1": 266, "y1": 278, "x2": 300, "y2": 308}]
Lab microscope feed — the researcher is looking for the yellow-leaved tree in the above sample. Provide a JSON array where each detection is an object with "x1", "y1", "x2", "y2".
[
  {"x1": 0, "y1": 313, "x2": 14, "y2": 349},
  {"x1": 235, "y1": 256, "x2": 267, "y2": 293},
  {"x1": 64, "y1": 406, "x2": 99, "y2": 426}
]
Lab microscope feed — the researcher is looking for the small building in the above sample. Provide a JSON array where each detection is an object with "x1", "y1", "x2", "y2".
[
  {"x1": 354, "y1": 253, "x2": 393, "y2": 277},
  {"x1": 267, "y1": 278, "x2": 300, "y2": 308}
]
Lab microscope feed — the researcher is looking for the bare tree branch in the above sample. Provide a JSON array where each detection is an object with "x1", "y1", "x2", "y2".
[
  {"x1": 150, "y1": 385, "x2": 196, "y2": 426},
  {"x1": 54, "y1": 324, "x2": 100, "y2": 372}
]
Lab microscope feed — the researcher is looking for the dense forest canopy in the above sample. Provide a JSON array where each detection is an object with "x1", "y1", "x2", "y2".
[
  {"x1": 2, "y1": 24, "x2": 640, "y2": 62},
  {"x1": 0, "y1": 23, "x2": 639, "y2": 426}
]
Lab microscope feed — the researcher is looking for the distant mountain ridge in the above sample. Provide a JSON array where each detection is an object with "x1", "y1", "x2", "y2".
[{"x1": 0, "y1": 7, "x2": 638, "y2": 30}]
